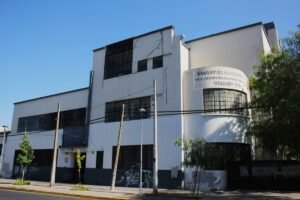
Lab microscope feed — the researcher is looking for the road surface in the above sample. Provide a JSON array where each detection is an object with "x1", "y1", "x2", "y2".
[{"x1": 0, "y1": 189, "x2": 83, "y2": 200}]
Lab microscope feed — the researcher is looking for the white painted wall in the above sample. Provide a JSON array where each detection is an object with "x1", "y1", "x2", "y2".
[
  {"x1": 183, "y1": 66, "x2": 250, "y2": 142},
  {"x1": 3, "y1": 89, "x2": 88, "y2": 177},
  {"x1": 89, "y1": 27, "x2": 184, "y2": 171},
  {"x1": 11, "y1": 89, "x2": 88, "y2": 132},
  {"x1": 186, "y1": 25, "x2": 272, "y2": 77}
]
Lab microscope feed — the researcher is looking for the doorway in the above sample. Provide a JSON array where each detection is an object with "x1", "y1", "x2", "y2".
[{"x1": 72, "y1": 152, "x2": 86, "y2": 183}]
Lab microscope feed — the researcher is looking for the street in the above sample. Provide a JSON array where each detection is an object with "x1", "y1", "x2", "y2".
[{"x1": 0, "y1": 189, "x2": 82, "y2": 200}]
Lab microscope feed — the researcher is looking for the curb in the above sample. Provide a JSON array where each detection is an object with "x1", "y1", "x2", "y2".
[{"x1": 0, "y1": 185, "x2": 138, "y2": 200}]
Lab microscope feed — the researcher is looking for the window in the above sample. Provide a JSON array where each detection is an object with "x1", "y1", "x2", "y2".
[
  {"x1": 105, "y1": 96, "x2": 151, "y2": 122},
  {"x1": 60, "y1": 108, "x2": 86, "y2": 128},
  {"x1": 112, "y1": 145, "x2": 153, "y2": 170},
  {"x1": 17, "y1": 108, "x2": 86, "y2": 132},
  {"x1": 203, "y1": 89, "x2": 247, "y2": 115},
  {"x1": 104, "y1": 39, "x2": 133, "y2": 79},
  {"x1": 152, "y1": 56, "x2": 163, "y2": 69},
  {"x1": 204, "y1": 143, "x2": 251, "y2": 170},
  {"x1": 96, "y1": 151, "x2": 104, "y2": 169},
  {"x1": 14, "y1": 149, "x2": 53, "y2": 167},
  {"x1": 137, "y1": 59, "x2": 147, "y2": 72}
]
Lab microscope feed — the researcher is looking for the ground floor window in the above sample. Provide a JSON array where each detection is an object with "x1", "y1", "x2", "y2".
[
  {"x1": 112, "y1": 145, "x2": 153, "y2": 170},
  {"x1": 204, "y1": 142, "x2": 251, "y2": 170}
]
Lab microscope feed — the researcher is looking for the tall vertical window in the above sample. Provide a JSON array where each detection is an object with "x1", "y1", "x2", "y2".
[
  {"x1": 137, "y1": 59, "x2": 147, "y2": 72},
  {"x1": 203, "y1": 89, "x2": 247, "y2": 115},
  {"x1": 105, "y1": 96, "x2": 151, "y2": 122},
  {"x1": 153, "y1": 56, "x2": 163, "y2": 69},
  {"x1": 96, "y1": 151, "x2": 104, "y2": 169},
  {"x1": 104, "y1": 38, "x2": 133, "y2": 79}
]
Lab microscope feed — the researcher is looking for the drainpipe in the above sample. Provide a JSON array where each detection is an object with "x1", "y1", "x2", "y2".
[{"x1": 84, "y1": 70, "x2": 94, "y2": 146}]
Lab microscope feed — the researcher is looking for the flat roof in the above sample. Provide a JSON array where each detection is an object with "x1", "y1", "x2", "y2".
[
  {"x1": 14, "y1": 87, "x2": 89, "y2": 105},
  {"x1": 185, "y1": 22, "x2": 263, "y2": 43},
  {"x1": 93, "y1": 25, "x2": 175, "y2": 52}
]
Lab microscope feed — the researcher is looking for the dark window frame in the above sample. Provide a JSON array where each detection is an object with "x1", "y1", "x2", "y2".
[
  {"x1": 112, "y1": 145, "x2": 153, "y2": 170},
  {"x1": 203, "y1": 88, "x2": 247, "y2": 115},
  {"x1": 17, "y1": 108, "x2": 86, "y2": 133},
  {"x1": 96, "y1": 151, "x2": 104, "y2": 169},
  {"x1": 104, "y1": 39, "x2": 133, "y2": 79},
  {"x1": 137, "y1": 59, "x2": 147, "y2": 72},
  {"x1": 153, "y1": 55, "x2": 163, "y2": 69},
  {"x1": 105, "y1": 96, "x2": 151, "y2": 123}
]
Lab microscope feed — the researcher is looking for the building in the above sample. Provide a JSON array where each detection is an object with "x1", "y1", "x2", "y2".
[{"x1": 2, "y1": 22, "x2": 279, "y2": 190}]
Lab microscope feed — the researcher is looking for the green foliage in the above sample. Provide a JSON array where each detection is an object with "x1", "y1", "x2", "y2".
[
  {"x1": 16, "y1": 132, "x2": 35, "y2": 167},
  {"x1": 250, "y1": 25, "x2": 300, "y2": 160},
  {"x1": 16, "y1": 132, "x2": 34, "y2": 182},
  {"x1": 71, "y1": 184, "x2": 89, "y2": 191},
  {"x1": 76, "y1": 149, "x2": 85, "y2": 184},
  {"x1": 14, "y1": 178, "x2": 30, "y2": 185},
  {"x1": 176, "y1": 138, "x2": 207, "y2": 168},
  {"x1": 176, "y1": 138, "x2": 217, "y2": 198}
]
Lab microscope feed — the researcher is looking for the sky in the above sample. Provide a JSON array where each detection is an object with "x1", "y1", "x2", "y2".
[{"x1": 0, "y1": 0, "x2": 299, "y2": 128}]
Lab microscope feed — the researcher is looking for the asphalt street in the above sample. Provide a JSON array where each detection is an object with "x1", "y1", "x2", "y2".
[{"x1": 0, "y1": 189, "x2": 83, "y2": 200}]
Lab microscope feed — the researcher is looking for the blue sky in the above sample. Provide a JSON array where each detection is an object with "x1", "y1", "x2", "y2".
[{"x1": 0, "y1": 0, "x2": 299, "y2": 128}]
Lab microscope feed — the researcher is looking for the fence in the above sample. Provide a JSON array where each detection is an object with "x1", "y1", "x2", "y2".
[{"x1": 227, "y1": 160, "x2": 300, "y2": 191}]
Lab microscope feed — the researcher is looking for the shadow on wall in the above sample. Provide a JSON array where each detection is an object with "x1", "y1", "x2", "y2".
[{"x1": 204, "y1": 116, "x2": 248, "y2": 143}]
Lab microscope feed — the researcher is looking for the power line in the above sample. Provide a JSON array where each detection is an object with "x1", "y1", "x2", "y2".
[{"x1": 5, "y1": 105, "x2": 264, "y2": 137}]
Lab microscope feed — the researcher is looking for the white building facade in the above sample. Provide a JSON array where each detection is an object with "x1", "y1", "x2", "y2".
[{"x1": 2, "y1": 22, "x2": 279, "y2": 190}]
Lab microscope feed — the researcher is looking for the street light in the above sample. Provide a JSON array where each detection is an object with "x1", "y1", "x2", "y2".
[
  {"x1": 0, "y1": 125, "x2": 8, "y2": 177},
  {"x1": 139, "y1": 108, "x2": 146, "y2": 196}
]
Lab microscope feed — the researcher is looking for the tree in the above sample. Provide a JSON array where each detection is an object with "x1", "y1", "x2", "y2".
[
  {"x1": 76, "y1": 149, "x2": 85, "y2": 185},
  {"x1": 250, "y1": 25, "x2": 300, "y2": 160},
  {"x1": 16, "y1": 132, "x2": 34, "y2": 183},
  {"x1": 175, "y1": 138, "x2": 215, "y2": 199}
]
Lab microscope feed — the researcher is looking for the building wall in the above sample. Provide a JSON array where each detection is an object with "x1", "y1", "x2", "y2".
[
  {"x1": 3, "y1": 89, "x2": 88, "y2": 178},
  {"x1": 11, "y1": 89, "x2": 88, "y2": 132},
  {"x1": 186, "y1": 25, "x2": 271, "y2": 77},
  {"x1": 3, "y1": 23, "x2": 280, "y2": 189},
  {"x1": 88, "y1": 28, "x2": 184, "y2": 171},
  {"x1": 183, "y1": 66, "x2": 250, "y2": 142}
]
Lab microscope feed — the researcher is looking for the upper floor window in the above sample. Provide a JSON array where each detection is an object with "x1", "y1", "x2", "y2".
[
  {"x1": 104, "y1": 39, "x2": 133, "y2": 79},
  {"x1": 105, "y1": 96, "x2": 151, "y2": 122},
  {"x1": 137, "y1": 59, "x2": 147, "y2": 72},
  {"x1": 17, "y1": 108, "x2": 86, "y2": 132},
  {"x1": 203, "y1": 89, "x2": 247, "y2": 115},
  {"x1": 153, "y1": 56, "x2": 163, "y2": 69}
]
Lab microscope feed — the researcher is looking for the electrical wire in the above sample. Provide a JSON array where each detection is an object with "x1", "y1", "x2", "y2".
[{"x1": 4, "y1": 105, "x2": 265, "y2": 138}]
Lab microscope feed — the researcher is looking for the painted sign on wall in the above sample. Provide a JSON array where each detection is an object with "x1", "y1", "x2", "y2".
[{"x1": 193, "y1": 66, "x2": 248, "y2": 92}]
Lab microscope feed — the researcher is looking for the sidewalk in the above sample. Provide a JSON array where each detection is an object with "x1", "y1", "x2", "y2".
[
  {"x1": 0, "y1": 178, "x2": 189, "y2": 199},
  {"x1": 0, "y1": 178, "x2": 300, "y2": 200}
]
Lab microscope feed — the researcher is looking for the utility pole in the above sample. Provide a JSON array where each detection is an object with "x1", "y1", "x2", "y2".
[
  {"x1": 153, "y1": 80, "x2": 158, "y2": 195},
  {"x1": 0, "y1": 125, "x2": 8, "y2": 177},
  {"x1": 50, "y1": 103, "x2": 60, "y2": 187},
  {"x1": 111, "y1": 104, "x2": 125, "y2": 191},
  {"x1": 139, "y1": 108, "x2": 146, "y2": 196}
]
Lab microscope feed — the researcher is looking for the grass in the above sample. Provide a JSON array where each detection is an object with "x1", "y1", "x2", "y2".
[
  {"x1": 71, "y1": 184, "x2": 89, "y2": 191},
  {"x1": 14, "y1": 178, "x2": 30, "y2": 185}
]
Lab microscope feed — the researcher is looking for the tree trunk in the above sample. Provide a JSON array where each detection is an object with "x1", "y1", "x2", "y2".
[
  {"x1": 78, "y1": 169, "x2": 81, "y2": 185},
  {"x1": 196, "y1": 168, "x2": 201, "y2": 200},
  {"x1": 21, "y1": 166, "x2": 25, "y2": 183},
  {"x1": 192, "y1": 167, "x2": 199, "y2": 198}
]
